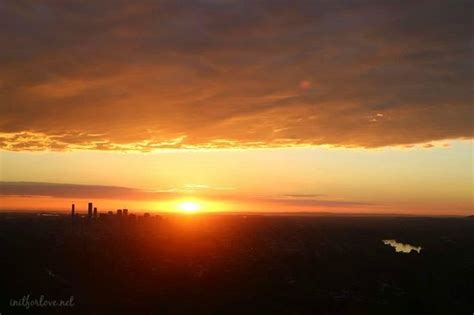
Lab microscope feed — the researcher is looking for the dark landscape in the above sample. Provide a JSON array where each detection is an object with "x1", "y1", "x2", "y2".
[{"x1": 1, "y1": 212, "x2": 472, "y2": 315}]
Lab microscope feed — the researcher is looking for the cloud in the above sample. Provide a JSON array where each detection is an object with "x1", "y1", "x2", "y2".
[
  {"x1": 0, "y1": 181, "x2": 371, "y2": 209},
  {"x1": 282, "y1": 194, "x2": 325, "y2": 199},
  {"x1": 0, "y1": 0, "x2": 472, "y2": 151},
  {"x1": 0, "y1": 181, "x2": 178, "y2": 200},
  {"x1": 247, "y1": 196, "x2": 374, "y2": 208}
]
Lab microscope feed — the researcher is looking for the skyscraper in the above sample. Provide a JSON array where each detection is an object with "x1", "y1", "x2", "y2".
[
  {"x1": 123, "y1": 209, "x2": 128, "y2": 216},
  {"x1": 71, "y1": 204, "x2": 75, "y2": 218},
  {"x1": 88, "y1": 202, "x2": 93, "y2": 218},
  {"x1": 93, "y1": 207, "x2": 98, "y2": 218}
]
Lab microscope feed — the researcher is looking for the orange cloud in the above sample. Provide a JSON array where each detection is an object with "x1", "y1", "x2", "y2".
[{"x1": 0, "y1": 1, "x2": 472, "y2": 151}]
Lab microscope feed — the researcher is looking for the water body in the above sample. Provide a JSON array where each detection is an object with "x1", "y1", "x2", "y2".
[{"x1": 383, "y1": 239, "x2": 422, "y2": 253}]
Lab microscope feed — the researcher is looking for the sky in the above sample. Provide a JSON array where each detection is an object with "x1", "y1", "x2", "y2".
[{"x1": 0, "y1": 1, "x2": 472, "y2": 215}]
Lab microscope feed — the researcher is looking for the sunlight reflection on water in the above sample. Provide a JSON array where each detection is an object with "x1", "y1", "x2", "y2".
[{"x1": 383, "y1": 239, "x2": 422, "y2": 253}]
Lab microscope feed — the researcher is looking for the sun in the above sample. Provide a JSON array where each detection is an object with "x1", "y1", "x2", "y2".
[{"x1": 178, "y1": 201, "x2": 201, "y2": 213}]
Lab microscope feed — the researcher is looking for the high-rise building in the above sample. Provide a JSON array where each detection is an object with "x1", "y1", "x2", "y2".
[
  {"x1": 123, "y1": 209, "x2": 128, "y2": 216},
  {"x1": 71, "y1": 204, "x2": 75, "y2": 217},
  {"x1": 88, "y1": 202, "x2": 93, "y2": 218},
  {"x1": 93, "y1": 207, "x2": 98, "y2": 218},
  {"x1": 117, "y1": 209, "x2": 122, "y2": 215}
]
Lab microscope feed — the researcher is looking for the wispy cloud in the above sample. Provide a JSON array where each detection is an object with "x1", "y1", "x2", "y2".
[
  {"x1": 0, "y1": 181, "x2": 177, "y2": 200},
  {"x1": 0, "y1": 181, "x2": 371, "y2": 209}
]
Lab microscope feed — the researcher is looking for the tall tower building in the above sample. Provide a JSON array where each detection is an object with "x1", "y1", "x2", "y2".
[
  {"x1": 71, "y1": 204, "x2": 75, "y2": 218},
  {"x1": 123, "y1": 209, "x2": 128, "y2": 216},
  {"x1": 88, "y1": 202, "x2": 93, "y2": 218},
  {"x1": 93, "y1": 207, "x2": 98, "y2": 218}
]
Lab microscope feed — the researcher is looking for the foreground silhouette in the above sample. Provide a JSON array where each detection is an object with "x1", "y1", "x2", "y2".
[{"x1": 0, "y1": 213, "x2": 473, "y2": 314}]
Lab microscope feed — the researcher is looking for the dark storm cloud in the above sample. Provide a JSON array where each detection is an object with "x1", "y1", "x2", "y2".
[{"x1": 0, "y1": 0, "x2": 472, "y2": 150}]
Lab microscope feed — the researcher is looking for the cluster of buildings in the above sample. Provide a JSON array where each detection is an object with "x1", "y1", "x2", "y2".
[{"x1": 71, "y1": 202, "x2": 150, "y2": 220}]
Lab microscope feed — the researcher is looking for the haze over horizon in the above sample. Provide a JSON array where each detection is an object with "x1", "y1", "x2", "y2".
[{"x1": 0, "y1": 1, "x2": 472, "y2": 215}]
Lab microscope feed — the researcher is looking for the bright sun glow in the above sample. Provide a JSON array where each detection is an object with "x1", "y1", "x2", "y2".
[{"x1": 178, "y1": 201, "x2": 201, "y2": 213}]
